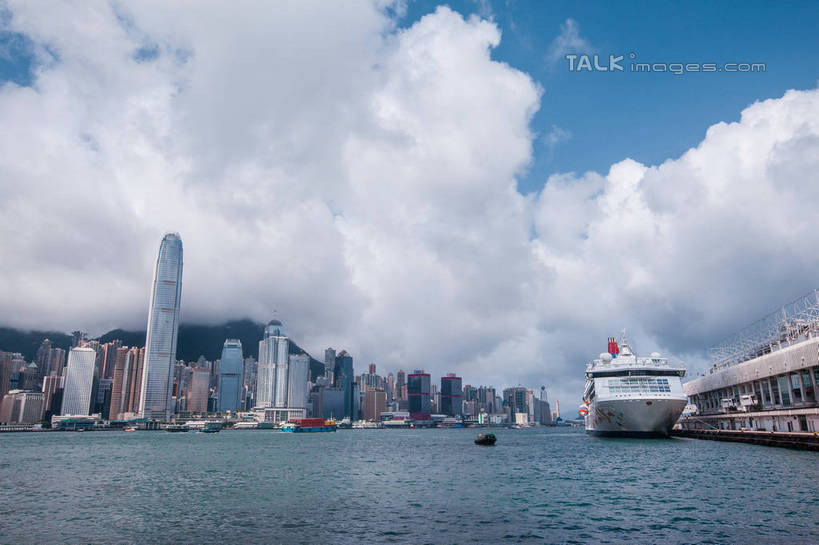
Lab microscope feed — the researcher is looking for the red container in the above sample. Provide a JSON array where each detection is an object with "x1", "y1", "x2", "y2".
[{"x1": 292, "y1": 418, "x2": 326, "y2": 427}]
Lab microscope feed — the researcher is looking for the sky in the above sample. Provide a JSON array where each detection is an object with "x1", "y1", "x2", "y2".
[{"x1": 1, "y1": 1, "x2": 819, "y2": 408}]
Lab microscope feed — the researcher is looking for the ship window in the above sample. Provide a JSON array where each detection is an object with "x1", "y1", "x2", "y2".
[{"x1": 607, "y1": 377, "x2": 671, "y2": 394}]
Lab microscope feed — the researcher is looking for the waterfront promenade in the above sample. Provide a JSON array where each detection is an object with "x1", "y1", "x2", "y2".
[{"x1": 673, "y1": 428, "x2": 819, "y2": 451}]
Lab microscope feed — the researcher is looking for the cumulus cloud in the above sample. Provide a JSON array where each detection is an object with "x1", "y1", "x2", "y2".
[{"x1": 1, "y1": 2, "x2": 819, "y2": 407}]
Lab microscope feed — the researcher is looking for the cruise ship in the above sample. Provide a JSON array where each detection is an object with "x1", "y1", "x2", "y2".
[{"x1": 581, "y1": 333, "x2": 687, "y2": 437}]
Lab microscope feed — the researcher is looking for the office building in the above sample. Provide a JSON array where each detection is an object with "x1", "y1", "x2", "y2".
[
  {"x1": 324, "y1": 348, "x2": 336, "y2": 383},
  {"x1": 334, "y1": 350, "x2": 355, "y2": 418},
  {"x1": 0, "y1": 390, "x2": 44, "y2": 424},
  {"x1": 217, "y1": 339, "x2": 244, "y2": 412},
  {"x1": 503, "y1": 386, "x2": 529, "y2": 421},
  {"x1": 408, "y1": 371, "x2": 431, "y2": 420},
  {"x1": 187, "y1": 367, "x2": 210, "y2": 413},
  {"x1": 139, "y1": 232, "x2": 183, "y2": 420},
  {"x1": 396, "y1": 370, "x2": 406, "y2": 401},
  {"x1": 256, "y1": 319, "x2": 289, "y2": 408},
  {"x1": 287, "y1": 353, "x2": 310, "y2": 409},
  {"x1": 440, "y1": 373, "x2": 462, "y2": 416},
  {"x1": 61, "y1": 347, "x2": 97, "y2": 415},
  {"x1": 363, "y1": 389, "x2": 387, "y2": 421},
  {"x1": 41, "y1": 375, "x2": 62, "y2": 416}
]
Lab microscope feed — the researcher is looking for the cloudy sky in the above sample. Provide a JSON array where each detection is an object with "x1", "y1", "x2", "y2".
[{"x1": 2, "y1": 1, "x2": 819, "y2": 407}]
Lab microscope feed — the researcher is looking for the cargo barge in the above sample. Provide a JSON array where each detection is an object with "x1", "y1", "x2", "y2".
[{"x1": 281, "y1": 418, "x2": 337, "y2": 433}]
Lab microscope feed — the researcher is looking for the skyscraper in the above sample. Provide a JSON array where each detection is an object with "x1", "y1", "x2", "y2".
[
  {"x1": 440, "y1": 373, "x2": 462, "y2": 416},
  {"x1": 408, "y1": 371, "x2": 431, "y2": 420},
  {"x1": 324, "y1": 348, "x2": 336, "y2": 383},
  {"x1": 187, "y1": 367, "x2": 210, "y2": 413},
  {"x1": 108, "y1": 347, "x2": 129, "y2": 420},
  {"x1": 396, "y1": 370, "x2": 406, "y2": 401},
  {"x1": 139, "y1": 232, "x2": 183, "y2": 420},
  {"x1": 334, "y1": 351, "x2": 355, "y2": 418},
  {"x1": 217, "y1": 339, "x2": 244, "y2": 412},
  {"x1": 287, "y1": 353, "x2": 310, "y2": 409},
  {"x1": 256, "y1": 320, "x2": 289, "y2": 408},
  {"x1": 61, "y1": 347, "x2": 97, "y2": 416},
  {"x1": 363, "y1": 389, "x2": 386, "y2": 421}
]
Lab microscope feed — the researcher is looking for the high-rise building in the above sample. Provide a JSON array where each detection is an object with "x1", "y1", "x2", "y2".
[
  {"x1": 363, "y1": 389, "x2": 387, "y2": 421},
  {"x1": 386, "y1": 372, "x2": 394, "y2": 403},
  {"x1": 123, "y1": 347, "x2": 145, "y2": 416},
  {"x1": 100, "y1": 340, "x2": 122, "y2": 379},
  {"x1": 61, "y1": 347, "x2": 97, "y2": 416},
  {"x1": 108, "y1": 347, "x2": 130, "y2": 420},
  {"x1": 139, "y1": 232, "x2": 183, "y2": 420},
  {"x1": 408, "y1": 371, "x2": 431, "y2": 420},
  {"x1": 35, "y1": 339, "x2": 52, "y2": 377},
  {"x1": 187, "y1": 367, "x2": 210, "y2": 413},
  {"x1": 50, "y1": 348, "x2": 66, "y2": 378},
  {"x1": 217, "y1": 339, "x2": 243, "y2": 412},
  {"x1": 287, "y1": 353, "x2": 310, "y2": 409},
  {"x1": 0, "y1": 390, "x2": 44, "y2": 424},
  {"x1": 243, "y1": 356, "x2": 257, "y2": 410},
  {"x1": 256, "y1": 320, "x2": 289, "y2": 408},
  {"x1": 324, "y1": 348, "x2": 336, "y2": 384},
  {"x1": 334, "y1": 351, "x2": 355, "y2": 418},
  {"x1": 503, "y1": 386, "x2": 529, "y2": 422},
  {"x1": 41, "y1": 375, "x2": 62, "y2": 417},
  {"x1": 396, "y1": 370, "x2": 406, "y2": 401},
  {"x1": 440, "y1": 373, "x2": 462, "y2": 416}
]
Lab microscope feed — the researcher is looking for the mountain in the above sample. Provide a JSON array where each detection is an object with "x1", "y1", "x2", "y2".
[
  {"x1": 0, "y1": 328, "x2": 72, "y2": 360},
  {"x1": 1, "y1": 319, "x2": 326, "y2": 380}
]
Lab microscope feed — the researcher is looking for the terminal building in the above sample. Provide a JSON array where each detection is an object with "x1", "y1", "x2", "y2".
[{"x1": 680, "y1": 290, "x2": 819, "y2": 433}]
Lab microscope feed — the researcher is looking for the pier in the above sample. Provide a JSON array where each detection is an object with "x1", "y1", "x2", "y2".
[{"x1": 673, "y1": 428, "x2": 819, "y2": 451}]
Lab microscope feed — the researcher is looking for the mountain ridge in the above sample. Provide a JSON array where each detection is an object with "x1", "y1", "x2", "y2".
[{"x1": 0, "y1": 319, "x2": 326, "y2": 380}]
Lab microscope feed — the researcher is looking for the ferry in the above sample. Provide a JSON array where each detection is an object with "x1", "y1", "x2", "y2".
[
  {"x1": 164, "y1": 424, "x2": 189, "y2": 433},
  {"x1": 581, "y1": 332, "x2": 687, "y2": 437}
]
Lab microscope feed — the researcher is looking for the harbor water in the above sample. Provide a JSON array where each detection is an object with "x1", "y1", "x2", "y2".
[{"x1": 1, "y1": 427, "x2": 817, "y2": 544}]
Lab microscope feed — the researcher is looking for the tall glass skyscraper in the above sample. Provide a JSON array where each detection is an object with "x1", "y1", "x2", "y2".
[
  {"x1": 217, "y1": 339, "x2": 244, "y2": 412},
  {"x1": 61, "y1": 347, "x2": 97, "y2": 415},
  {"x1": 139, "y1": 233, "x2": 183, "y2": 420},
  {"x1": 287, "y1": 353, "x2": 310, "y2": 409},
  {"x1": 256, "y1": 320, "x2": 289, "y2": 408}
]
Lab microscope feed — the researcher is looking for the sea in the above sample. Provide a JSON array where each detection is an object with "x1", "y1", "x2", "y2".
[{"x1": 1, "y1": 426, "x2": 817, "y2": 544}]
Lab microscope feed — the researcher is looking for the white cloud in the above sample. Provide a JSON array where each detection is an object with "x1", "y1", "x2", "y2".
[
  {"x1": 546, "y1": 18, "x2": 590, "y2": 64},
  {"x1": 1, "y1": 2, "x2": 819, "y2": 408},
  {"x1": 542, "y1": 124, "x2": 572, "y2": 158}
]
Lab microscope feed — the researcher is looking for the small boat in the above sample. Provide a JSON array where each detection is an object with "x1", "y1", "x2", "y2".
[
  {"x1": 474, "y1": 433, "x2": 496, "y2": 446},
  {"x1": 123, "y1": 427, "x2": 136, "y2": 433}
]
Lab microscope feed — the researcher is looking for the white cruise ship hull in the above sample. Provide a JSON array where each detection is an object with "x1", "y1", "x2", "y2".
[{"x1": 585, "y1": 397, "x2": 687, "y2": 437}]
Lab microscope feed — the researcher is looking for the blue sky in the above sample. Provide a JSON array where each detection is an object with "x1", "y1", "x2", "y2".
[{"x1": 400, "y1": 0, "x2": 819, "y2": 193}]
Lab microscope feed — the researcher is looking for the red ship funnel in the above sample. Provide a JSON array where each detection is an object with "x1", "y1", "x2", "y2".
[{"x1": 608, "y1": 337, "x2": 619, "y2": 356}]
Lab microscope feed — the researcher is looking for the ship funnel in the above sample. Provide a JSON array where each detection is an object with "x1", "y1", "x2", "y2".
[{"x1": 607, "y1": 337, "x2": 620, "y2": 357}]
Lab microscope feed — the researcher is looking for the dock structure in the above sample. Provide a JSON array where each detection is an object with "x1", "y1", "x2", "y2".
[
  {"x1": 673, "y1": 428, "x2": 819, "y2": 451},
  {"x1": 680, "y1": 290, "x2": 819, "y2": 434}
]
